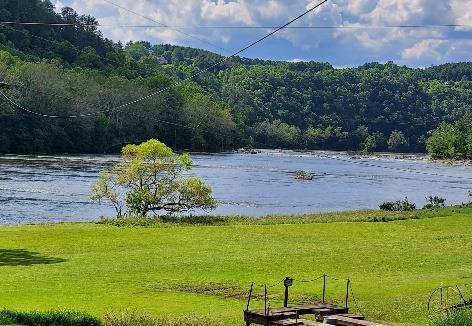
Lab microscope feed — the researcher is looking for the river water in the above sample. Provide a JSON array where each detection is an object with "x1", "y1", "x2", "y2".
[{"x1": 0, "y1": 151, "x2": 471, "y2": 225}]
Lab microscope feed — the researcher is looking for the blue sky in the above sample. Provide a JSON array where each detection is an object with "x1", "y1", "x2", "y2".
[{"x1": 53, "y1": 0, "x2": 472, "y2": 67}]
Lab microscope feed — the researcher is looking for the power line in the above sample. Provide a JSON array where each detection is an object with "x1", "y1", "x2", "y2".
[
  {"x1": 1, "y1": 0, "x2": 331, "y2": 119},
  {"x1": 2, "y1": 5, "x2": 469, "y2": 180},
  {"x1": 0, "y1": 91, "x2": 72, "y2": 118},
  {"x1": 1, "y1": 21, "x2": 470, "y2": 30},
  {"x1": 100, "y1": 0, "x2": 229, "y2": 54},
  {"x1": 3, "y1": 90, "x2": 470, "y2": 181}
]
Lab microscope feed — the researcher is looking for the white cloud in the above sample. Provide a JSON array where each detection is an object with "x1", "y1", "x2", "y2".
[
  {"x1": 201, "y1": 0, "x2": 254, "y2": 25},
  {"x1": 289, "y1": 58, "x2": 309, "y2": 63},
  {"x1": 51, "y1": 0, "x2": 472, "y2": 66},
  {"x1": 402, "y1": 39, "x2": 448, "y2": 61},
  {"x1": 53, "y1": 1, "x2": 66, "y2": 13},
  {"x1": 450, "y1": 0, "x2": 472, "y2": 31}
]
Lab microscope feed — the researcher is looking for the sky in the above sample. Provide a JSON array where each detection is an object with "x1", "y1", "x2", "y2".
[{"x1": 52, "y1": 0, "x2": 472, "y2": 67}]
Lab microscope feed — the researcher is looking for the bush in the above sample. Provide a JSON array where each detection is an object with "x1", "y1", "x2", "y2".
[
  {"x1": 424, "y1": 196, "x2": 446, "y2": 209},
  {"x1": 0, "y1": 309, "x2": 102, "y2": 326},
  {"x1": 379, "y1": 197, "x2": 416, "y2": 211},
  {"x1": 103, "y1": 311, "x2": 221, "y2": 326},
  {"x1": 430, "y1": 309, "x2": 472, "y2": 326}
]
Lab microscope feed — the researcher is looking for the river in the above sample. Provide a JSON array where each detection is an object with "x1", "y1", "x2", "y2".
[{"x1": 0, "y1": 150, "x2": 471, "y2": 225}]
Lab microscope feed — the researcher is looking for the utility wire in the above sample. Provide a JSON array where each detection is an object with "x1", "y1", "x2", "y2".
[
  {"x1": 0, "y1": 0, "x2": 331, "y2": 119},
  {"x1": 1, "y1": 21, "x2": 470, "y2": 29},
  {"x1": 3, "y1": 89, "x2": 470, "y2": 182},
  {"x1": 100, "y1": 0, "x2": 229, "y2": 54}
]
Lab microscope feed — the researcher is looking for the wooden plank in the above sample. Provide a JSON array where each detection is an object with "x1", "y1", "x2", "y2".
[
  {"x1": 271, "y1": 319, "x2": 304, "y2": 325},
  {"x1": 245, "y1": 303, "x2": 351, "y2": 325},
  {"x1": 324, "y1": 315, "x2": 388, "y2": 326},
  {"x1": 271, "y1": 319, "x2": 324, "y2": 326},
  {"x1": 335, "y1": 314, "x2": 365, "y2": 320}
]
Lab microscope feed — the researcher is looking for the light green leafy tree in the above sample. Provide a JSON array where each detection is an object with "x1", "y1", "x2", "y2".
[
  {"x1": 426, "y1": 123, "x2": 463, "y2": 159},
  {"x1": 91, "y1": 139, "x2": 217, "y2": 217}
]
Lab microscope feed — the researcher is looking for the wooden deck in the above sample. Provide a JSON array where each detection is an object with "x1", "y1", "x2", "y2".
[
  {"x1": 244, "y1": 302, "x2": 387, "y2": 326},
  {"x1": 244, "y1": 302, "x2": 349, "y2": 325}
]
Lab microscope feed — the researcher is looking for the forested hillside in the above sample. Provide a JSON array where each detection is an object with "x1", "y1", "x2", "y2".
[
  {"x1": 0, "y1": 1, "x2": 236, "y2": 153},
  {"x1": 0, "y1": 0, "x2": 470, "y2": 154},
  {"x1": 155, "y1": 44, "x2": 471, "y2": 152}
]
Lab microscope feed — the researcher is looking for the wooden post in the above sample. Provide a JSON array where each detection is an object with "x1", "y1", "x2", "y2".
[
  {"x1": 246, "y1": 282, "x2": 254, "y2": 311},
  {"x1": 345, "y1": 279, "x2": 350, "y2": 309},
  {"x1": 322, "y1": 273, "x2": 326, "y2": 304},
  {"x1": 283, "y1": 277, "x2": 293, "y2": 308}
]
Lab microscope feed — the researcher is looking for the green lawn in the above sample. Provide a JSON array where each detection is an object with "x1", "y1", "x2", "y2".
[{"x1": 0, "y1": 208, "x2": 471, "y2": 325}]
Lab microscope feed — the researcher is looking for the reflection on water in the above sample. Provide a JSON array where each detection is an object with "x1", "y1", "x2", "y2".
[{"x1": 0, "y1": 151, "x2": 471, "y2": 225}]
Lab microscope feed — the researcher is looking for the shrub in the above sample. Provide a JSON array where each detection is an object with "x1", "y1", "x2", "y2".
[
  {"x1": 379, "y1": 197, "x2": 416, "y2": 211},
  {"x1": 430, "y1": 309, "x2": 472, "y2": 326},
  {"x1": 424, "y1": 196, "x2": 446, "y2": 209},
  {"x1": 103, "y1": 311, "x2": 221, "y2": 326},
  {"x1": 0, "y1": 309, "x2": 102, "y2": 326}
]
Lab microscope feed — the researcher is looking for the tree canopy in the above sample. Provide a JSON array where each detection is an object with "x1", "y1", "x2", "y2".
[{"x1": 91, "y1": 139, "x2": 217, "y2": 217}]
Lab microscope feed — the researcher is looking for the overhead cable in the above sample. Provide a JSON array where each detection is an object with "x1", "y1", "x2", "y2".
[
  {"x1": 1, "y1": 0, "x2": 330, "y2": 119},
  {"x1": 1, "y1": 21, "x2": 470, "y2": 30},
  {"x1": 100, "y1": 0, "x2": 228, "y2": 53}
]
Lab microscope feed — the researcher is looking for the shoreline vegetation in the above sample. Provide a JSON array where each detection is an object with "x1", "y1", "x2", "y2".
[
  {"x1": 97, "y1": 206, "x2": 469, "y2": 228},
  {"x1": 0, "y1": 206, "x2": 471, "y2": 325}
]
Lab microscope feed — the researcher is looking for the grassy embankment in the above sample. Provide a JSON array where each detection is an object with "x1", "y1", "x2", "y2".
[{"x1": 0, "y1": 207, "x2": 471, "y2": 325}]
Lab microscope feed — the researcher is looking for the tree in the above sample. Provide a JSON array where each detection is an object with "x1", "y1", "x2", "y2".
[
  {"x1": 426, "y1": 116, "x2": 472, "y2": 160},
  {"x1": 91, "y1": 139, "x2": 217, "y2": 217},
  {"x1": 387, "y1": 130, "x2": 409, "y2": 152},
  {"x1": 362, "y1": 135, "x2": 377, "y2": 153},
  {"x1": 426, "y1": 123, "x2": 462, "y2": 159}
]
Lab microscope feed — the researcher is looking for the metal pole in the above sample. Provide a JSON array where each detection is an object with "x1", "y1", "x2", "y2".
[
  {"x1": 246, "y1": 282, "x2": 254, "y2": 311},
  {"x1": 345, "y1": 279, "x2": 350, "y2": 309},
  {"x1": 264, "y1": 284, "x2": 268, "y2": 326},
  {"x1": 264, "y1": 284, "x2": 267, "y2": 315},
  {"x1": 322, "y1": 273, "x2": 326, "y2": 304},
  {"x1": 284, "y1": 281, "x2": 289, "y2": 308},
  {"x1": 440, "y1": 287, "x2": 443, "y2": 306},
  {"x1": 456, "y1": 285, "x2": 467, "y2": 305}
]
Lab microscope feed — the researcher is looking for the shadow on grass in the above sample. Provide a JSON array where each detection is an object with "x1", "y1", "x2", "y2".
[{"x1": 0, "y1": 249, "x2": 66, "y2": 266}]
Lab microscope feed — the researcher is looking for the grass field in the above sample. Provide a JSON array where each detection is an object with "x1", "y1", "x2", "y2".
[{"x1": 0, "y1": 207, "x2": 471, "y2": 325}]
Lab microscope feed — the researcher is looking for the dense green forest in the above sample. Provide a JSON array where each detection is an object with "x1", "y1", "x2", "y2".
[{"x1": 0, "y1": 0, "x2": 471, "y2": 154}]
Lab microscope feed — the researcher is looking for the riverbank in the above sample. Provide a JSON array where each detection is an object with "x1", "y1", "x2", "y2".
[
  {"x1": 97, "y1": 206, "x2": 462, "y2": 227},
  {"x1": 1, "y1": 207, "x2": 471, "y2": 325},
  {"x1": 2, "y1": 152, "x2": 471, "y2": 224}
]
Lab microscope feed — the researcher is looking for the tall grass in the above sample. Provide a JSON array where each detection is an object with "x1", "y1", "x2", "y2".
[
  {"x1": 0, "y1": 309, "x2": 102, "y2": 326},
  {"x1": 103, "y1": 310, "x2": 221, "y2": 326},
  {"x1": 430, "y1": 309, "x2": 472, "y2": 326},
  {"x1": 97, "y1": 206, "x2": 456, "y2": 228}
]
